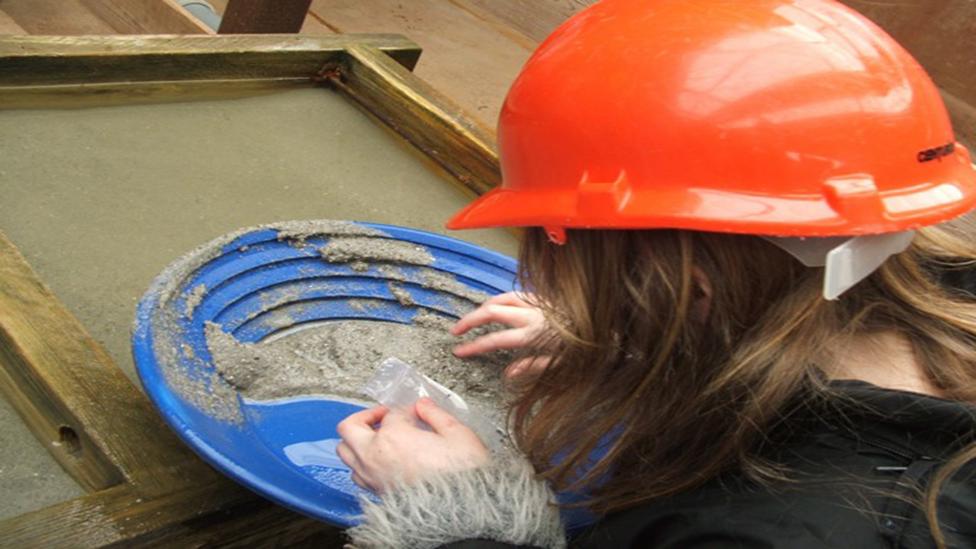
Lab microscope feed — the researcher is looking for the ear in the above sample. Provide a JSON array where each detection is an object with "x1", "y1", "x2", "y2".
[{"x1": 691, "y1": 266, "x2": 712, "y2": 321}]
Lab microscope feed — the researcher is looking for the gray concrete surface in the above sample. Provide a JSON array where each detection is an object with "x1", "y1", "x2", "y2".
[{"x1": 0, "y1": 87, "x2": 516, "y2": 519}]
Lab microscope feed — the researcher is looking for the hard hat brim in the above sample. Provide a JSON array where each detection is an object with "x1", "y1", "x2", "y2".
[{"x1": 447, "y1": 160, "x2": 976, "y2": 237}]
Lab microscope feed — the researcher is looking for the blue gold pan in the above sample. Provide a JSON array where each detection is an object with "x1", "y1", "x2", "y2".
[{"x1": 132, "y1": 221, "x2": 517, "y2": 526}]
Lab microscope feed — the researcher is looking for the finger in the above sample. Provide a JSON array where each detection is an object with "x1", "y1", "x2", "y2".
[
  {"x1": 484, "y1": 292, "x2": 531, "y2": 307},
  {"x1": 505, "y1": 356, "x2": 552, "y2": 379},
  {"x1": 351, "y1": 471, "x2": 371, "y2": 491},
  {"x1": 415, "y1": 397, "x2": 470, "y2": 438},
  {"x1": 336, "y1": 441, "x2": 360, "y2": 469},
  {"x1": 337, "y1": 406, "x2": 389, "y2": 445},
  {"x1": 344, "y1": 406, "x2": 390, "y2": 427},
  {"x1": 453, "y1": 329, "x2": 530, "y2": 357},
  {"x1": 451, "y1": 304, "x2": 535, "y2": 336},
  {"x1": 376, "y1": 408, "x2": 421, "y2": 430}
]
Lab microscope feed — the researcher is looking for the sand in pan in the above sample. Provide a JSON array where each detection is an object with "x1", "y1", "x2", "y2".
[
  {"x1": 147, "y1": 220, "x2": 515, "y2": 442},
  {"x1": 205, "y1": 316, "x2": 512, "y2": 429},
  {"x1": 156, "y1": 220, "x2": 518, "y2": 439}
]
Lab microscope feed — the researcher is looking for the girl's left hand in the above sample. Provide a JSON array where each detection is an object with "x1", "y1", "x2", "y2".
[{"x1": 336, "y1": 397, "x2": 490, "y2": 493}]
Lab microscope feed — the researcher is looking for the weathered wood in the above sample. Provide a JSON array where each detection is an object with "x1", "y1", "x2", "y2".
[
  {"x1": 78, "y1": 0, "x2": 214, "y2": 34},
  {"x1": 219, "y1": 0, "x2": 313, "y2": 34},
  {"x1": 302, "y1": 9, "x2": 341, "y2": 34},
  {"x1": 0, "y1": 34, "x2": 421, "y2": 87},
  {"x1": 944, "y1": 91, "x2": 976, "y2": 152},
  {"x1": 309, "y1": 0, "x2": 531, "y2": 124},
  {"x1": 442, "y1": 0, "x2": 537, "y2": 50},
  {"x1": 842, "y1": 1, "x2": 976, "y2": 118},
  {"x1": 0, "y1": 231, "x2": 216, "y2": 495},
  {"x1": 0, "y1": 9, "x2": 26, "y2": 35},
  {"x1": 0, "y1": 0, "x2": 117, "y2": 35},
  {"x1": 0, "y1": 78, "x2": 314, "y2": 110},
  {"x1": 332, "y1": 44, "x2": 500, "y2": 197},
  {"x1": 451, "y1": 0, "x2": 593, "y2": 43},
  {"x1": 0, "y1": 481, "x2": 340, "y2": 547},
  {"x1": 0, "y1": 330, "x2": 124, "y2": 493}
]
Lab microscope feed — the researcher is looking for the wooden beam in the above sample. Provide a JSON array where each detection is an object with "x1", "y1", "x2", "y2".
[
  {"x1": 331, "y1": 44, "x2": 500, "y2": 196},
  {"x1": 219, "y1": 0, "x2": 313, "y2": 34},
  {"x1": 0, "y1": 34, "x2": 421, "y2": 87},
  {"x1": 0, "y1": 78, "x2": 315, "y2": 110},
  {"x1": 310, "y1": 0, "x2": 534, "y2": 126},
  {"x1": 308, "y1": 0, "x2": 531, "y2": 128},
  {"x1": 78, "y1": 0, "x2": 214, "y2": 34},
  {"x1": 0, "y1": 232, "x2": 215, "y2": 495},
  {"x1": 0, "y1": 481, "x2": 340, "y2": 547},
  {"x1": 0, "y1": 328, "x2": 124, "y2": 492}
]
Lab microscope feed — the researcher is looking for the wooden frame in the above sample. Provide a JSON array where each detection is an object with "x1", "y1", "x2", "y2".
[{"x1": 0, "y1": 34, "x2": 499, "y2": 546}]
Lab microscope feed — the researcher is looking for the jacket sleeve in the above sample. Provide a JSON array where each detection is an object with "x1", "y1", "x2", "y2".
[{"x1": 345, "y1": 458, "x2": 566, "y2": 549}]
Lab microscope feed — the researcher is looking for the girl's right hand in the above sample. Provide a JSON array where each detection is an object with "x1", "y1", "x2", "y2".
[
  {"x1": 452, "y1": 292, "x2": 553, "y2": 378},
  {"x1": 451, "y1": 292, "x2": 548, "y2": 359}
]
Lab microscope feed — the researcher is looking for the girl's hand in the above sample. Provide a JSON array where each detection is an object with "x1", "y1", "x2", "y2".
[
  {"x1": 451, "y1": 292, "x2": 547, "y2": 358},
  {"x1": 336, "y1": 398, "x2": 490, "y2": 493}
]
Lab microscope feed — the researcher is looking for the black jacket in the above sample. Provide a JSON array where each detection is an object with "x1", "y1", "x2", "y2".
[{"x1": 448, "y1": 382, "x2": 976, "y2": 548}]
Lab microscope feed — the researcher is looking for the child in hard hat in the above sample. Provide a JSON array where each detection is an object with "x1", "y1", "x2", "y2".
[{"x1": 337, "y1": 0, "x2": 976, "y2": 547}]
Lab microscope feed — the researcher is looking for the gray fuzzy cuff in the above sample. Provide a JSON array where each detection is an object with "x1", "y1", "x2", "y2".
[{"x1": 346, "y1": 459, "x2": 566, "y2": 549}]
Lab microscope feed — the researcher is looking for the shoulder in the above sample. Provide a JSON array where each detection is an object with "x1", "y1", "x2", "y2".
[
  {"x1": 573, "y1": 384, "x2": 976, "y2": 549},
  {"x1": 571, "y1": 479, "x2": 888, "y2": 549},
  {"x1": 574, "y1": 466, "x2": 976, "y2": 549}
]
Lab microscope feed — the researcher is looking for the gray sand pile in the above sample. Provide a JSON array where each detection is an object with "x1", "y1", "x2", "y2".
[{"x1": 320, "y1": 236, "x2": 433, "y2": 265}]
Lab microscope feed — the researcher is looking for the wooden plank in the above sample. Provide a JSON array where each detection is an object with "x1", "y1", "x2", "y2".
[
  {"x1": 0, "y1": 78, "x2": 314, "y2": 110},
  {"x1": 0, "y1": 9, "x2": 27, "y2": 35},
  {"x1": 0, "y1": 329, "x2": 124, "y2": 493},
  {"x1": 332, "y1": 44, "x2": 500, "y2": 197},
  {"x1": 219, "y1": 0, "x2": 313, "y2": 34},
  {"x1": 0, "y1": 34, "x2": 421, "y2": 87},
  {"x1": 78, "y1": 0, "x2": 214, "y2": 34},
  {"x1": 451, "y1": 0, "x2": 594, "y2": 43},
  {"x1": 302, "y1": 9, "x2": 341, "y2": 34},
  {"x1": 843, "y1": 1, "x2": 976, "y2": 111},
  {"x1": 0, "y1": 0, "x2": 117, "y2": 35},
  {"x1": 443, "y1": 0, "x2": 537, "y2": 50},
  {"x1": 944, "y1": 90, "x2": 976, "y2": 152},
  {"x1": 0, "y1": 232, "x2": 216, "y2": 495},
  {"x1": 309, "y1": 0, "x2": 532, "y2": 124},
  {"x1": 0, "y1": 481, "x2": 340, "y2": 547}
]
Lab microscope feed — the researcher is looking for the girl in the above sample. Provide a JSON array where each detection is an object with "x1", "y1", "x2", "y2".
[{"x1": 336, "y1": 1, "x2": 976, "y2": 547}]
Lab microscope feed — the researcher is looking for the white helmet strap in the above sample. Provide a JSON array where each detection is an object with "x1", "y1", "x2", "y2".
[{"x1": 763, "y1": 231, "x2": 916, "y2": 300}]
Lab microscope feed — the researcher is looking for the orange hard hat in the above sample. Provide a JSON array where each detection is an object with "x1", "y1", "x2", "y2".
[{"x1": 447, "y1": 0, "x2": 976, "y2": 241}]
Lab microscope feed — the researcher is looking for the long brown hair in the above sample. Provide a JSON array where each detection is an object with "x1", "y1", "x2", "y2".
[{"x1": 510, "y1": 218, "x2": 976, "y2": 545}]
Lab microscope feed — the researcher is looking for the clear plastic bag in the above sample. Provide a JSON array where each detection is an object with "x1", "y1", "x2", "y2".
[{"x1": 361, "y1": 357, "x2": 506, "y2": 451}]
